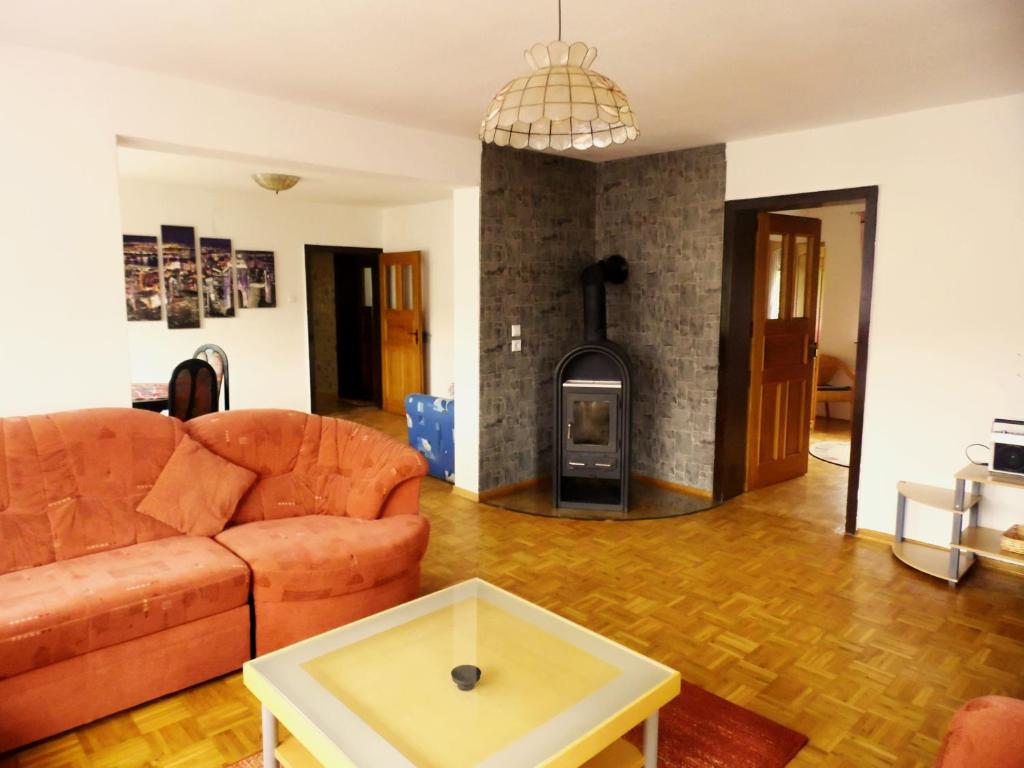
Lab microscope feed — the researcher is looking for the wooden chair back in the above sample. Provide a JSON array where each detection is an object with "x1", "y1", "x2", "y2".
[
  {"x1": 817, "y1": 354, "x2": 854, "y2": 385},
  {"x1": 168, "y1": 359, "x2": 219, "y2": 421},
  {"x1": 193, "y1": 343, "x2": 230, "y2": 410}
]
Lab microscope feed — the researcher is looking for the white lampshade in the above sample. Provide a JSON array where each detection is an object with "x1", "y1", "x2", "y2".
[{"x1": 480, "y1": 41, "x2": 638, "y2": 151}]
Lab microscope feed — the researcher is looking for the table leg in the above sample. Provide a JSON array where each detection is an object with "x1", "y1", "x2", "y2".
[
  {"x1": 262, "y1": 705, "x2": 278, "y2": 768},
  {"x1": 643, "y1": 711, "x2": 659, "y2": 768}
]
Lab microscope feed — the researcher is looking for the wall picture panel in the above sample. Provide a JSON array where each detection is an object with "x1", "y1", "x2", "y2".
[
  {"x1": 122, "y1": 235, "x2": 162, "y2": 321},
  {"x1": 200, "y1": 237, "x2": 234, "y2": 318},
  {"x1": 235, "y1": 251, "x2": 276, "y2": 308},
  {"x1": 160, "y1": 225, "x2": 200, "y2": 329}
]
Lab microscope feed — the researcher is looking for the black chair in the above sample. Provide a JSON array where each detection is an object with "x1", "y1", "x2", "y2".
[
  {"x1": 193, "y1": 343, "x2": 230, "y2": 411},
  {"x1": 168, "y1": 359, "x2": 219, "y2": 421}
]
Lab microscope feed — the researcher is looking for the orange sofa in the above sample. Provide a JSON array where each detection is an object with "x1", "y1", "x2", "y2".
[
  {"x1": 934, "y1": 695, "x2": 1024, "y2": 768},
  {"x1": 0, "y1": 408, "x2": 428, "y2": 752}
]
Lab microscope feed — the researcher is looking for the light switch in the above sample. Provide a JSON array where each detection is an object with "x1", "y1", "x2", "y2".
[
  {"x1": 511, "y1": 324, "x2": 521, "y2": 338},
  {"x1": 511, "y1": 339, "x2": 522, "y2": 352}
]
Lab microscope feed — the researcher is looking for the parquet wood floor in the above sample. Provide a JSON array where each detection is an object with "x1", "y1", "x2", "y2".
[{"x1": 4, "y1": 414, "x2": 1022, "y2": 768}]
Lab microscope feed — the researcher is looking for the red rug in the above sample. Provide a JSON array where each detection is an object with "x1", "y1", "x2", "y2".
[
  {"x1": 229, "y1": 682, "x2": 806, "y2": 767},
  {"x1": 626, "y1": 682, "x2": 808, "y2": 767}
]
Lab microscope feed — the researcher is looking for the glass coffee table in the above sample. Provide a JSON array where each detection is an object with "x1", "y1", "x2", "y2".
[{"x1": 244, "y1": 578, "x2": 680, "y2": 768}]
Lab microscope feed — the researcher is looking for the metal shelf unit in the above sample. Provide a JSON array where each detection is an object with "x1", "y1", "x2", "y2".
[{"x1": 893, "y1": 465, "x2": 1024, "y2": 586}]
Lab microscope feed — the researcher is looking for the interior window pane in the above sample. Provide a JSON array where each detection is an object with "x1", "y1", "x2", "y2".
[
  {"x1": 572, "y1": 399, "x2": 610, "y2": 445},
  {"x1": 363, "y1": 267, "x2": 373, "y2": 307},
  {"x1": 767, "y1": 234, "x2": 783, "y2": 320},
  {"x1": 387, "y1": 264, "x2": 398, "y2": 310},
  {"x1": 402, "y1": 264, "x2": 414, "y2": 309},
  {"x1": 792, "y1": 235, "x2": 809, "y2": 318}
]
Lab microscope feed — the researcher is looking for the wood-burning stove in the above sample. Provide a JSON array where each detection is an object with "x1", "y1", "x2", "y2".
[{"x1": 554, "y1": 256, "x2": 631, "y2": 512}]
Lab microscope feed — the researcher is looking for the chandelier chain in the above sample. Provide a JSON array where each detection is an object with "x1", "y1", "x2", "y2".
[{"x1": 558, "y1": 0, "x2": 562, "y2": 40}]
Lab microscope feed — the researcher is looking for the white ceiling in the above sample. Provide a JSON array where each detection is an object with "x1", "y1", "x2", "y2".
[
  {"x1": 117, "y1": 145, "x2": 453, "y2": 207},
  {"x1": 5, "y1": 0, "x2": 1024, "y2": 161}
]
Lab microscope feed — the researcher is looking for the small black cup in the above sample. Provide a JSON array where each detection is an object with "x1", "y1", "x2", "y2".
[{"x1": 451, "y1": 664, "x2": 482, "y2": 691}]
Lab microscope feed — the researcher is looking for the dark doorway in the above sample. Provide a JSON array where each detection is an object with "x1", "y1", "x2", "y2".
[
  {"x1": 712, "y1": 186, "x2": 878, "y2": 534},
  {"x1": 305, "y1": 245, "x2": 383, "y2": 413}
]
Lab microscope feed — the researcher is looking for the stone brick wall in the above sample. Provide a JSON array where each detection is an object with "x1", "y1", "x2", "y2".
[
  {"x1": 479, "y1": 144, "x2": 596, "y2": 490},
  {"x1": 597, "y1": 145, "x2": 726, "y2": 490},
  {"x1": 308, "y1": 252, "x2": 338, "y2": 396},
  {"x1": 478, "y1": 143, "x2": 726, "y2": 493}
]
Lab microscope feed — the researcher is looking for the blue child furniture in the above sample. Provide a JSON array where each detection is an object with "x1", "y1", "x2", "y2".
[{"x1": 405, "y1": 394, "x2": 455, "y2": 483}]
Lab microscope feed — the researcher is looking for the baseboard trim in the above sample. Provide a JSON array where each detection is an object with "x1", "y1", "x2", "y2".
[
  {"x1": 451, "y1": 486, "x2": 480, "y2": 502},
  {"x1": 980, "y1": 557, "x2": 1024, "y2": 575},
  {"x1": 632, "y1": 474, "x2": 713, "y2": 500},
  {"x1": 854, "y1": 528, "x2": 895, "y2": 544},
  {"x1": 856, "y1": 528, "x2": 1024, "y2": 576},
  {"x1": 479, "y1": 477, "x2": 548, "y2": 502},
  {"x1": 476, "y1": 473, "x2": 713, "y2": 504}
]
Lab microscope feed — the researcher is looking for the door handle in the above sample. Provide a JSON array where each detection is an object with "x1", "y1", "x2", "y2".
[
  {"x1": 808, "y1": 341, "x2": 818, "y2": 358},
  {"x1": 567, "y1": 423, "x2": 573, "y2": 442},
  {"x1": 408, "y1": 329, "x2": 419, "y2": 343}
]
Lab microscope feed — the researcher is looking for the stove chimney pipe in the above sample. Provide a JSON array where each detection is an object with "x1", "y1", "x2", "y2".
[{"x1": 581, "y1": 255, "x2": 628, "y2": 343}]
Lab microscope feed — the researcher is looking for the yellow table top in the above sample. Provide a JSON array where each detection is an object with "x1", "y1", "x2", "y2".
[{"x1": 244, "y1": 579, "x2": 679, "y2": 768}]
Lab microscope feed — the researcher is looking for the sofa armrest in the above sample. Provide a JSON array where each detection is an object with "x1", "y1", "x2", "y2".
[
  {"x1": 935, "y1": 696, "x2": 1024, "y2": 768},
  {"x1": 379, "y1": 476, "x2": 424, "y2": 518},
  {"x1": 342, "y1": 426, "x2": 428, "y2": 519}
]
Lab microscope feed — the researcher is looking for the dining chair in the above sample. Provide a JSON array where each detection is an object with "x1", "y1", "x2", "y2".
[
  {"x1": 168, "y1": 359, "x2": 219, "y2": 421},
  {"x1": 193, "y1": 343, "x2": 230, "y2": 411}
]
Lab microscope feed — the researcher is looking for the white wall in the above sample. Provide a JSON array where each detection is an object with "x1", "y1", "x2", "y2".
[
  {"x1": 382, "y1": 199, "x2": 455, "y2": 398},
  {"x1": 0, "y1": 48, "x2": 129, "y2": 413},
  {"x1": 119, "y1": 180, "x2": 381, "y2": 410},
  {"x1": 452, "y1": 188, "x2": 481, "y2": 493},
  {"x1": 0, "y1": 43, "x2": 480, "y2": 432},
  {"x1": 727, "y1": 93, "x2": 1024, "y2": 544},
  {"x1": 782, "y1": 204, "x2": 864, "y2": 420}
]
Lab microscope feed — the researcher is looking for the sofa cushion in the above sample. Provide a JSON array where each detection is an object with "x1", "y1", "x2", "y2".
[
  {"x1": 186, "y1": 410, "x2": 428, "y2": 524},
  {"x1": 215, "y1": 514, "x2": 429, "y2": 603},
  {"x1": 138, "y1": 434, "x2": 257, "y2": 536},
  {"x1": 0, "y1": 409, "x2": 186, "y2": 576},
  {"x1": 935, "y1": 695, "x2": 1024, "y2": 768},
  {"x1": 0, "y1": 536, "x2": 250, "y2": 679}
]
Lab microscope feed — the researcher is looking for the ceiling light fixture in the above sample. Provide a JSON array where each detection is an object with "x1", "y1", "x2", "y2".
[
  {"x1": 252, "y1": 173, "x2": 301, "y2": 194},
  {"x1": 479, "y1": 0, "x2": 638, "y2": 151}
]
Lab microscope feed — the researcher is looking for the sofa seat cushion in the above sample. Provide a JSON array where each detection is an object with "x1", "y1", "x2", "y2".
[
  {"x1": 0, "y1": 536, "x2": 250, "y2": 679},
  {"x1": 215, "y1": 514, "x2": 429, "y2": 603}
]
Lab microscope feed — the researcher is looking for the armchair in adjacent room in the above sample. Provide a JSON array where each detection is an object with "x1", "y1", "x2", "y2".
[{"x1": 811, "y1": 353, "x2": 855, "y2": 427}]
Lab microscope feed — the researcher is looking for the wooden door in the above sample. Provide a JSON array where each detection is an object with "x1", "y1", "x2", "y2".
[
  {"x1": 746, "y1": 213, "x2": 822, "y2": 490},
  {"x1": 379, "y1": 251, "x2": 424, "y2": 415}
]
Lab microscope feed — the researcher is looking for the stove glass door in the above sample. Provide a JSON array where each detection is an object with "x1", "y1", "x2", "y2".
[
  {"x1": 564, "y1": 391, "x2": 618, "y2": 454},
  {"x1": 572, "y1": 399, "x2": 611, "y2": 445}
]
